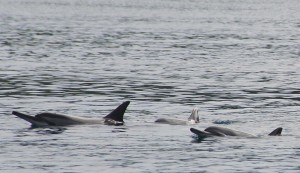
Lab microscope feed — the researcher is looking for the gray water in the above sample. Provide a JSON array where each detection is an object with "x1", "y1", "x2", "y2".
[{"x1": 0, "y1": 0, "x2": 300, "y2": 172}]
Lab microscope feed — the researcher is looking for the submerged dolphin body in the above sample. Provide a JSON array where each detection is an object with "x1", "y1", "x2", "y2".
[
  {"x1": 190, "y1": 126, "x2": 282, "y2": 138},
  {"x1": 12, "y1": 101, "x2": 130, "y2": 127},
  {"x1": 155, "y1": 107, "x2": 199, "y2": 125}
]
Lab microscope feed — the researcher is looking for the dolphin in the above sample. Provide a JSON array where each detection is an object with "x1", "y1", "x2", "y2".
[
  {"x1": 155, "y1": 107, "x2": 199, "y2": 125},
  {"x1": 190, "y1": 126, "x2": 282, "y2": 138},
  {"x1": 12, "y1": 101, "x2": 130, "y2": 127}
]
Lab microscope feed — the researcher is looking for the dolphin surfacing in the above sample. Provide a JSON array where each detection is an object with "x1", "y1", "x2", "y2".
[
  {"x1": 190, "y1": 126, "x2": 282, "y2": 138},
  {"x1": 155, "y1": 107, "x2": 199, "y2": 125},
  {"x1": 12, "y1": 101, "x2": 130, "y2": 127}
]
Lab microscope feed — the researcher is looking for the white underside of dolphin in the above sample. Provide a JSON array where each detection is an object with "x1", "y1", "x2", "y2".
[
  {"x1": 190, "y1": 126, "x2": 282, "y2": 138},
  {"x1": 155, "y1": 107, "x2": 199, "y2": 125},
  {"x1": 12, "y1": 101, "x2": 130, "y2": 127}
]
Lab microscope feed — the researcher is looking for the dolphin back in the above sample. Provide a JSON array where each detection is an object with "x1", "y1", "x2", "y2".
[
  {"x1": 204, "y1": 126, "x2": 255, "y2": 137},
  {"x1": 35, "y1": 112, "x2": 82, "y2": 126},
  {"x1": 155, "y1": 118, "x2": 187, "y2": 125},
  {"x1": 104, "y1": 101, "x2": 130, "y2": 122},
  {"x1": 12, "y1": 111, "x2": 81, "y2": 126},
  {"x1": 268, "y1": 127, "x2": 282, "y2": 136}
]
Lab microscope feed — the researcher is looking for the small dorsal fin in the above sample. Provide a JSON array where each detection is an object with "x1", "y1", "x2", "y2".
[
  {"x1": 188, "y1": 107, "x2": 199, "y2": 123},
  {"x1": 104, "y1": 101, "x2": 130, "y2": 122},
  {"x1": 268, "y1": 127, "x2": 282, "y2": 136}
]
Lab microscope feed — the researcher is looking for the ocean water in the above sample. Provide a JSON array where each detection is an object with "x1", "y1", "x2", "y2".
[{"x1": 0, "y1": 0, "x2": 299, "y2": 172}]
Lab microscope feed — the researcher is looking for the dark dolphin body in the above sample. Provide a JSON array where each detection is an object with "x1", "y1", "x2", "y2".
[
  {"x1": 190, "y1": 126, "x2": 282, "y2": 138},
  {"x1": 12, "y1": 101, "x2": 130, "y2": 127}
]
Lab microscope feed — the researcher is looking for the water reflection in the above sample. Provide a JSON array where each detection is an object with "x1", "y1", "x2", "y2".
[
  {"x1": 111, "y1": 127, "x2": 127, "y2": 133},
  {"x1": 16, "y1": 127, "x2": 67, "y2": 135},
  {"x1": 191, "y1": 135, "x2": 220, "y2": 144},
  {"x1": 191, "y1": 135, "x2": 208, "y2": 143},
  {"x1": 31, "y1": 127, "x2": 66, "y2": 135}
]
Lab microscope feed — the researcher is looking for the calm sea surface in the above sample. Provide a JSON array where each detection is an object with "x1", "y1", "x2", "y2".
[{"x1": 0, "y1": 0, "x2": 299, "y2": 172}]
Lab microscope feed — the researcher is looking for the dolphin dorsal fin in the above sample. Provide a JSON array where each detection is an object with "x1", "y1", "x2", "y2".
[
  {"x1": 188, "y1": 107, "x2": 199, "y2": 123},
  {"x1": 104, "y1": 101, "x2": 130, "y2": 122},
  {"x1": 268, "y1": 127, "x2": 283, "y2": 136}
]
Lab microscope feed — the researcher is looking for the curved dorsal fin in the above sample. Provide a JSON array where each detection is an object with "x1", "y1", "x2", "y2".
[
  {"x1": 268, "y1": 127, "x2": 282, "y2": 136},
  {"x1": 104, "y1": 101, "x2": 130, "y2": 122}
]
